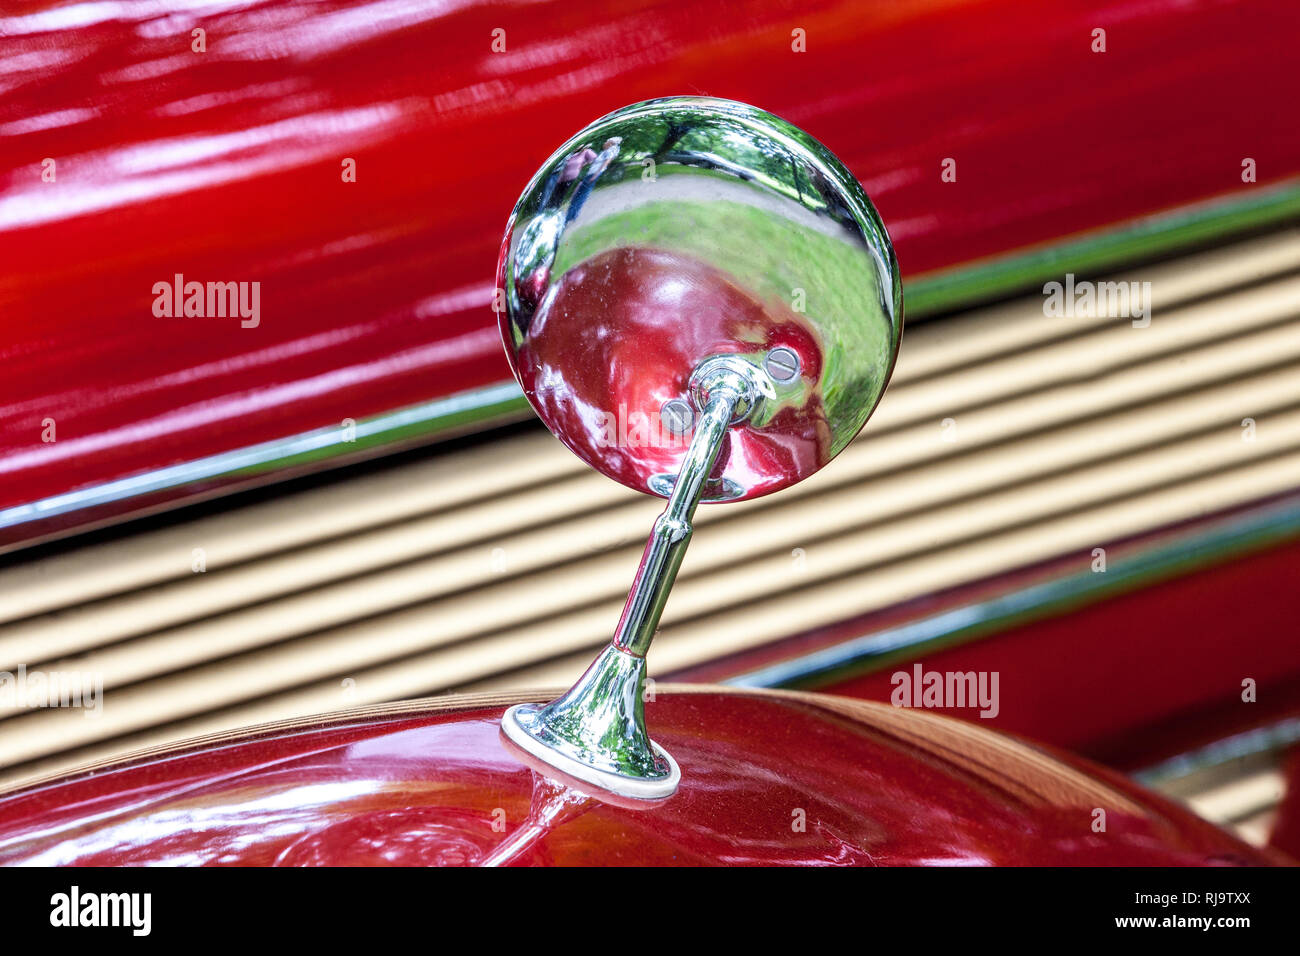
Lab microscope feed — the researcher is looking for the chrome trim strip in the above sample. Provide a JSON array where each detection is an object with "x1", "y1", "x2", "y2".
[
  {"x1": 1134, "y1": 716, "x2": 1300, "y2": 788},
  {"x1": 0, "y1": 381, "x2": 529, "y2": 536},
  {"x1": 723, "y1": 494, "x2": 1300, "y2": 689}
]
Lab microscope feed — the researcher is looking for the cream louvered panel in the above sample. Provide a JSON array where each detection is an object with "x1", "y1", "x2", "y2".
[
  {"x1": 0, "y1": 430, "x2": 579, "y2": 624},
  {"x1": 6, "y1": 363, "x2": 1300, "y2": 707},
  {"x1": 0, "y1": 229, "x2": 1298, "y2": 789}
]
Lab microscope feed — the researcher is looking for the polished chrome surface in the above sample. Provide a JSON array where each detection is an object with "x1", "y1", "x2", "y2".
[
  {"x1": 497, "y1": 95, "x2": 902, "y2": 502},
  {"x1": 496, "y1": 98, "x2": 902, "y2": 798},
  {"x1": 614, "y1": 369, "x2": 750, "y2": 657},
  {"x1": 659, "y1": 398, "x2": 694, "y2": 435},
  {"x1": 764, "y1": 346, "x2": 801, "y2": 383},
  {"x1": 501, "y1": 648, "x2": 681, "y2": 799},
  {"x1": 501, "y1": 363, "x2": 751, "y2": 797}
]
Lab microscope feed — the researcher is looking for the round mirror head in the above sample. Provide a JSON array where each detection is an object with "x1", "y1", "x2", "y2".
[{"x1": 497, "y1": 96, "x2": 902, "y2": 502}]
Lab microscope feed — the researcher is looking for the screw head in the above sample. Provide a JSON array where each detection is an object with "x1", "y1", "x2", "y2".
[
  {"x1": 764, "y1": 347, "x2": 800, "y2": 383},
  {"x1": 660, "y1": 399, "x2": 694, "y2": 435}
]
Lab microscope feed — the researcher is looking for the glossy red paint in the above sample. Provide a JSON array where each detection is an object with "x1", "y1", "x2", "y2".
[
  {"x1": 0, "y1": 688, "x2": 1273, "y2": 866},
  {"x1": 2, "y1": 0, "x2": 1297, "y2": 519},
  {"x1": 506, "y1": 247, "x2": 831, "y2": 500},
  {"x1": 737, "y1": 534, "x2": 1300, "y2": 769}
]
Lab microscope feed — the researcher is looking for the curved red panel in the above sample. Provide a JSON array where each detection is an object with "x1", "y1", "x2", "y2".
[{"x1": 0, "y1": 689, "x2": 1273, "y2": 866}]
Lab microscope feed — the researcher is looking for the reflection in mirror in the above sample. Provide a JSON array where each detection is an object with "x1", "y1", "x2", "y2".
[{"x1": 498, "y1": 96, "x2": 902, "y2": 502}]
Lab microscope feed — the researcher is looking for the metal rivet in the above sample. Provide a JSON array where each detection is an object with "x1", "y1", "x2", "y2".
[
  {"x1": 660, "y1": 399, "x2": 694, "y2": 434},
  {"x1": 764, "y1": 347, "x2": 800, "y2": 383}
]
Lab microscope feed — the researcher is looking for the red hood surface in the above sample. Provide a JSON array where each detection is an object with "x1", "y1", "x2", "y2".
[{"x1": 0, "y1": 687, "x2": 1272, "y2": 866}]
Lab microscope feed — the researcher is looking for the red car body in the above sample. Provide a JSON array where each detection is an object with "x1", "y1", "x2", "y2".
[{"x1": 0, "y1": 689, "x2": 1276, "y2": 866}]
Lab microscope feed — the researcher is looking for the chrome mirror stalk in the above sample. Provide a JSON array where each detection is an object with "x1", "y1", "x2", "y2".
[{"x1": 503, "y1": 359, "x2": 758, "y2": 798}]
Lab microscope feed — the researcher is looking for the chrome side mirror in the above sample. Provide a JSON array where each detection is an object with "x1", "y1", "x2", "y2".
[{"x1": 497, "y1": 96, "x2": 902, "y2": 798}]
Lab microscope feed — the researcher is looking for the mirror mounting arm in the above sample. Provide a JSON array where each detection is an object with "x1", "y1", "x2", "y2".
[
  {"x1": 614, "y1": 380, "x2": 741, "y2": 658},
  {"x1": 501, "y1": 361, "x2": 758, "y2": 799}
]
